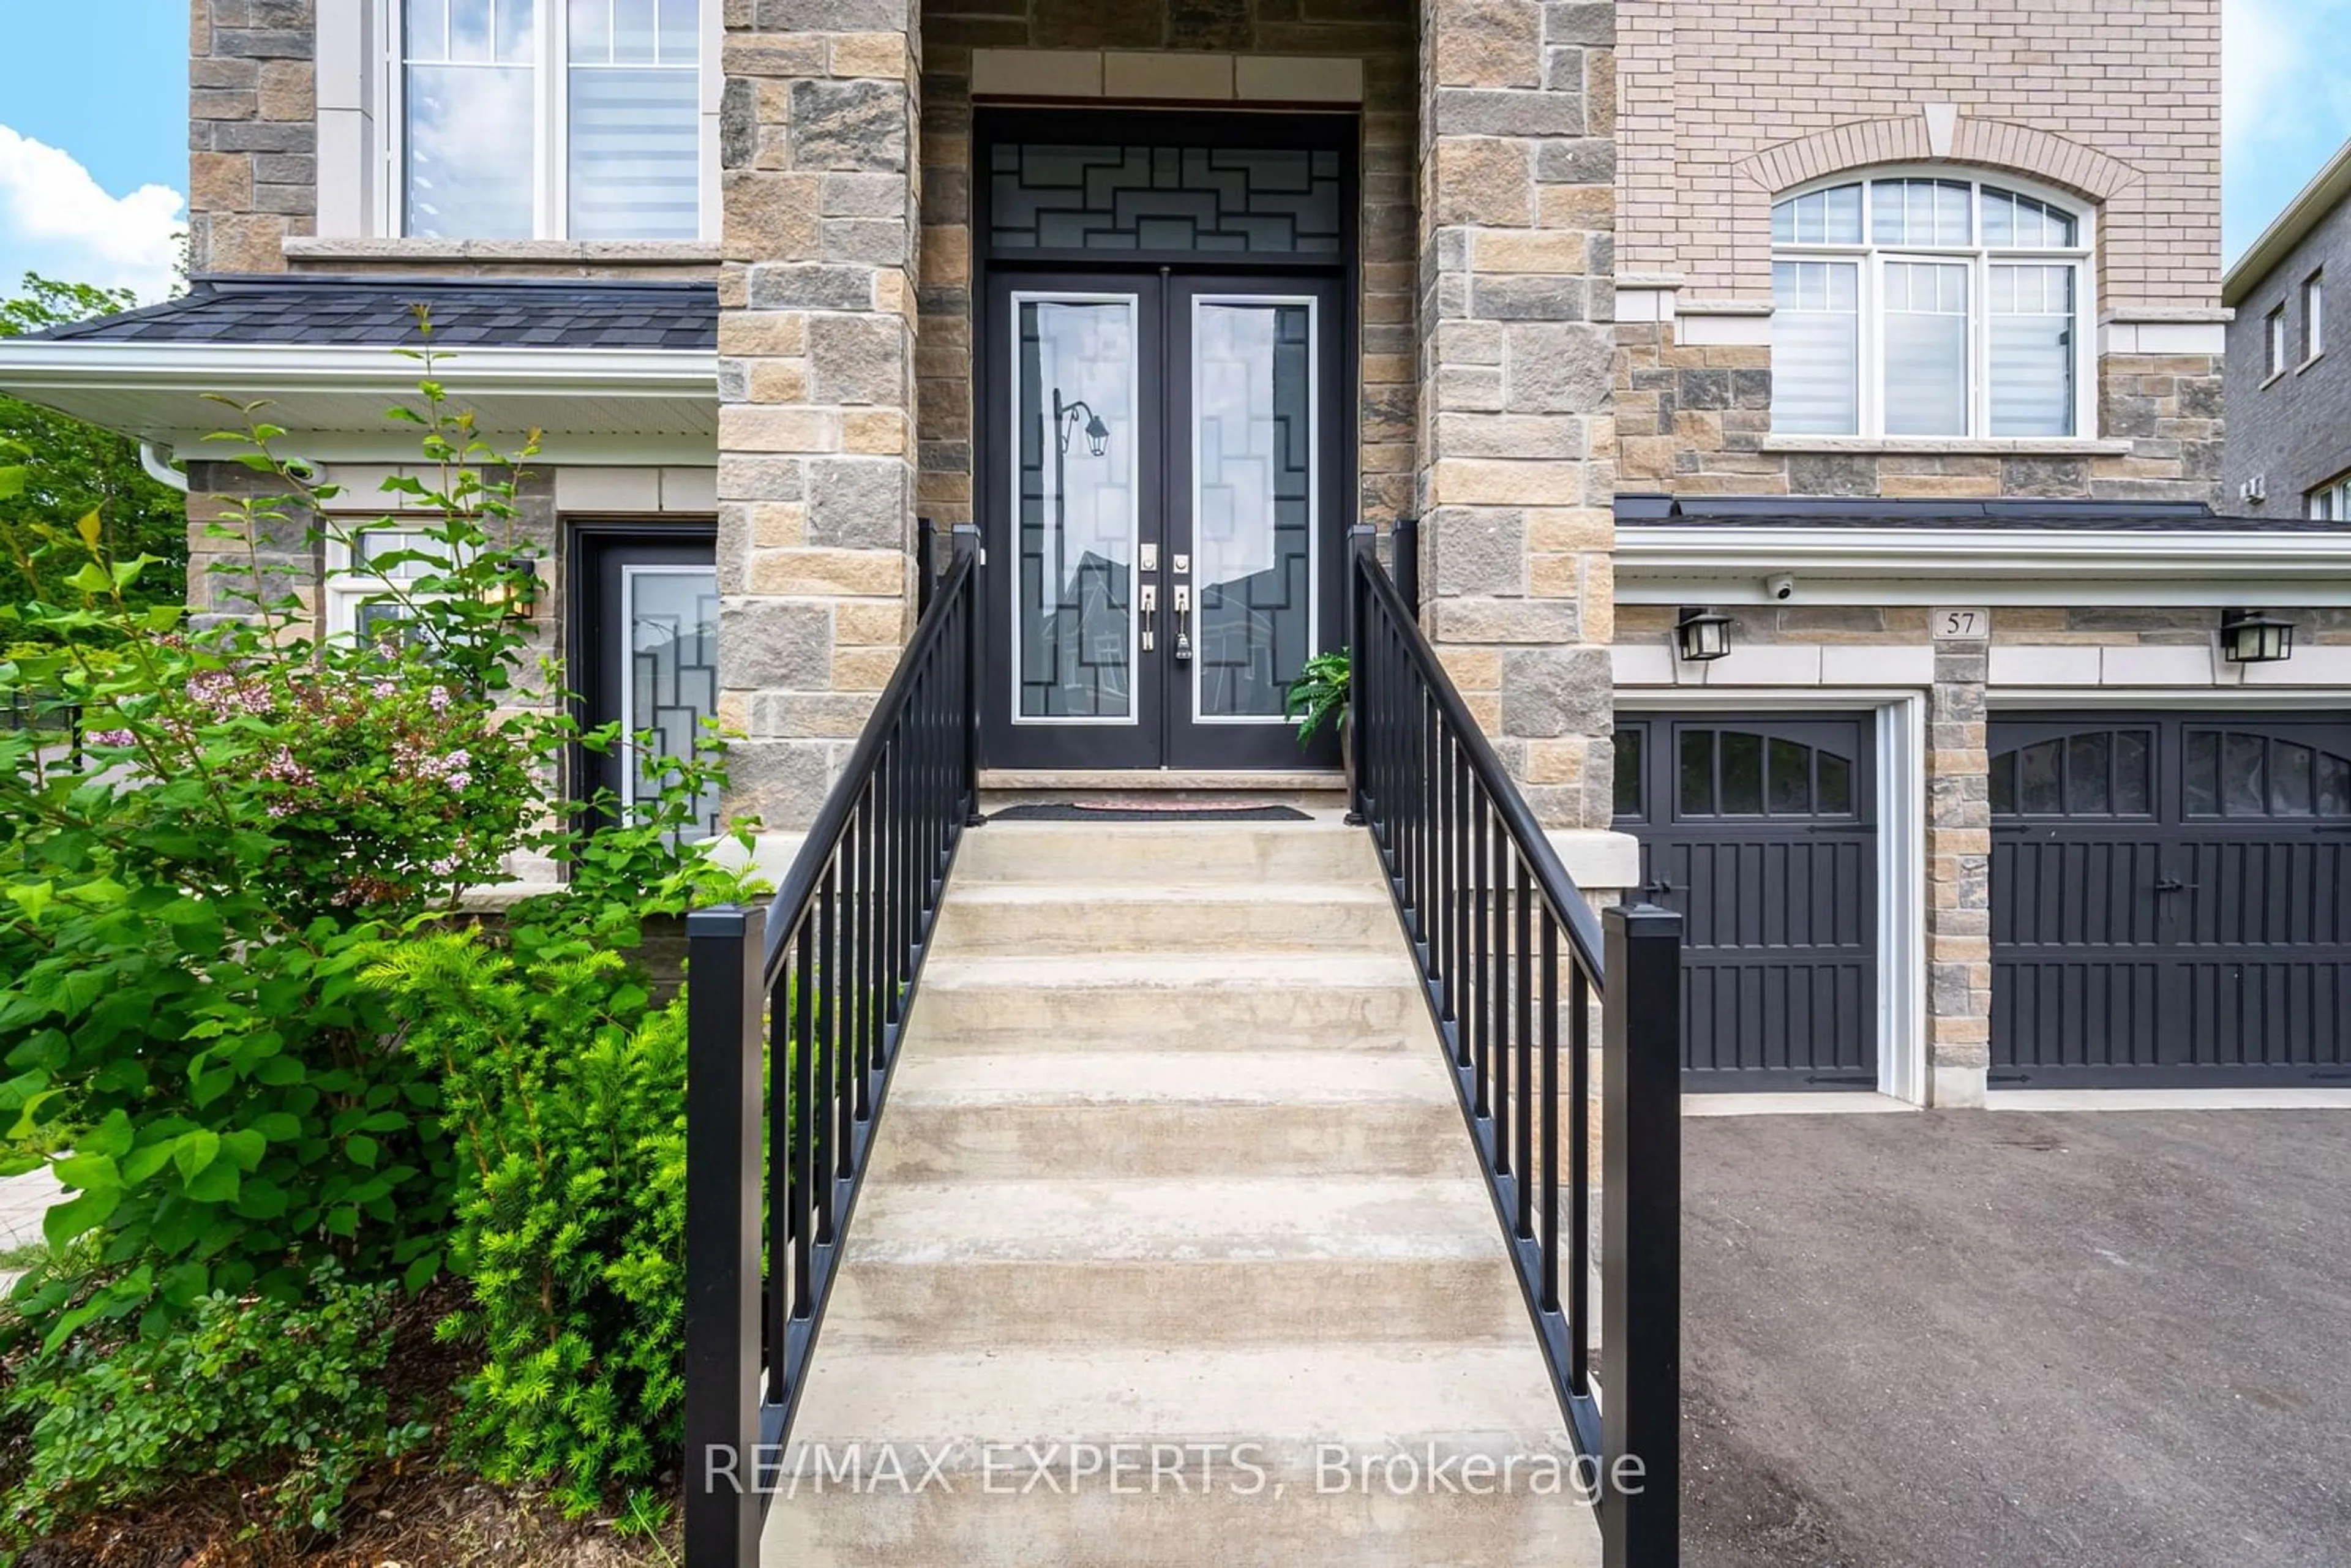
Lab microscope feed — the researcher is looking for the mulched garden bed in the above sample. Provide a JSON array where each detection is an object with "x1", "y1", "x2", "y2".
[{"x1": 5, "y1": 1286, "x2": 682, "y2": 1567}]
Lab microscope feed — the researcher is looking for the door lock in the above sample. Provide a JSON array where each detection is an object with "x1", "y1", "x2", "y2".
[
  {"x1": 1139, "y1": 584, "x2": 1156, "y2": 651},
  {"x1": 1172, "y1": 585, "x2": 1193, "y2": 664},
  {"x1": 1139, "y1": 544, "x2": 1158, "y2": 573}
]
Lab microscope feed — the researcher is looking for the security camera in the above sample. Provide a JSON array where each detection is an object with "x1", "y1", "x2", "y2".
[{"x1": 1765, "y1": 574, "x2": 1797, "y2": 602}]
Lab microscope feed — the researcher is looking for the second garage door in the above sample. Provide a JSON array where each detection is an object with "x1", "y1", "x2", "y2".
[
  {"x1": 1614, "y1": 712, "x2": 1880, "y2": 1091},
  {"x1": 1990, "y1": 712, "x2": 2351, "y2": 1087}
]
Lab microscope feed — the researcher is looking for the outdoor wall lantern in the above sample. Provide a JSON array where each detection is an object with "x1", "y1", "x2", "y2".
[
  {"x1": 2219, "y1": 608, "x2": 2294, "y2": 664},
  {"x1": 1674, "y1": 607, "x2": 1734, "y2": 662},
  {"x1": 490, "y1": 553, "x2": 541, "y2": 621}
]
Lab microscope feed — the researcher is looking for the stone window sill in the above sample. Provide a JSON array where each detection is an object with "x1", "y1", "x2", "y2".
[
  {"x1": 2297, "y1": 351, "x2": 2325, "y2": 375},
  {"x1": 1757, "y1": 436, "x2": 2135, "y2": 457},
  {"x1": 283, "y1": 238, "x2": 721, "y2": 264},
  {"x1": 2260, "y1": 368, "x2": 2287, "y2": 390}
]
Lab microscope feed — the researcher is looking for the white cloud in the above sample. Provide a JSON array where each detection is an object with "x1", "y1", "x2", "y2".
[{"x1": 0, "y1": 124, "x2": 184, "y2": 303}]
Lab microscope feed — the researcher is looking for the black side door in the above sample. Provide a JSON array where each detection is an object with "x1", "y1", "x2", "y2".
[{"x1": 573, "y1": 525, "x2": 720, "y2": 838}]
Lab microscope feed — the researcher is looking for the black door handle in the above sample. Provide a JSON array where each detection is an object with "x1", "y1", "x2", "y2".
[
  {"x1": 2154, "y1": 877, "x2": 2195, "y2": 893},
  {"x1": 1644, "y1": 879, "x2": 1676, "y2": 899}
]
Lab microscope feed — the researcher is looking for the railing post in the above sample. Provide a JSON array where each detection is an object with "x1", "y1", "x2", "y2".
[
  {"x1": 1600, "y1": 902, "x2": 1682, "y2": 1568},
  {"x1": 953, "y1": 523, "x2": 984, "y2": 827},
  {"x1": 683, "y1": 902, "x2": 768, "y2": 1566},
  {"x1": 916, "y1": 516, "x2": 937, "y2": 618},
  {"x1": 1345, "y1": 525, "x2": 1376, "y2": 826},
  {"x1": 1393, "y1": 514, "x2": 1420, "y2": 621}
]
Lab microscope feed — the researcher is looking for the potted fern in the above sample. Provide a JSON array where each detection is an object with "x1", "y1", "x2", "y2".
[{"x1": 1285, "y1": 648, "x2": 1353, "y2": 789}]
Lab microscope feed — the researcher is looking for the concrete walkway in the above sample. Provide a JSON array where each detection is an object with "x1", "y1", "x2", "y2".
[{"x1": 1682, "y1": 1110, "x2": 2351, "y2": 1567}]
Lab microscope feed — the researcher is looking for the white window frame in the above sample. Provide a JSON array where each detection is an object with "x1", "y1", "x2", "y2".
[
  {"x1": 373, "y1": 0, "x2": 719, "y2": 243},
  {"x1": 323, "y1": 525, "x2": 471, "y2": 639},
  {"x1": 2265, "y1": 303, "x2": 2288, "y2": 381},
  {"x1": 1769, "y1": 168, "x2": 2098, "y2": 441},
  {"x1": 2308, "y1": 475, "x2": 2349, "y2": 522},
  {"x1": 2303, "y1": 272, "x2": 2325, "y2": 366}
]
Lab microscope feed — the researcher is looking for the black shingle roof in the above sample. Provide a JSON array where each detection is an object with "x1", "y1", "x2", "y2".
[
  {"x1": 1615, "y1": 492, "x2": 2333, "y2": 532},
  {"x1": 32, "y1": 274, "x2": 716, "y2": 351}
]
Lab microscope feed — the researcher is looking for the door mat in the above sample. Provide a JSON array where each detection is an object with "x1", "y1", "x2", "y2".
[{"x1": 988, "y1": 802, "x2": 1314, "y2": 822}]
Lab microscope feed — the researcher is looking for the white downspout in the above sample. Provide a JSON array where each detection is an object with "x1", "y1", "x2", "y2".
[{"x1": 138, "y1": 441, "x2": 188, "y2": 492}]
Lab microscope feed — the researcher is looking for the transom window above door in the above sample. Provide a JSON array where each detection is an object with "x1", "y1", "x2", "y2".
[
  {"x1": 1769, "y1": 174, "x2": 2093, "y2": 440},
  {"x1": 398, "y1": 0, "x2": 705, "y2": 241}
]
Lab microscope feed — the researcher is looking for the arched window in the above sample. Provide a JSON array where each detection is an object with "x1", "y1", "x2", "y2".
[{"x1": 1770, "y1": 173, "x2": 2093, "y2": 440}]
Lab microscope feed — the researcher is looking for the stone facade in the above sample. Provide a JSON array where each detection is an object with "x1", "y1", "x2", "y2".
[
  {"x1": 1615, "y1": 324, "x2": 2224, "y2": 504},
  {"x1": 713, "y1": 0, "x2": 928, "y2": 828},
  {"x1": 909, "y1": 0, "x2": 1420, "y2": 536},
  {"x1": 1414, "y1": 0, "x2": 1619, "y2": 829},
  {"x1": 189, "y1": 0, "x2": 318, "y2": 273}
]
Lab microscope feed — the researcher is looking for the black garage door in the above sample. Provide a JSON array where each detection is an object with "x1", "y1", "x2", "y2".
[
  {"x1": 1990, "y1": 713, "x2": 2351, "y2": 1087},
  {"x1": 1615, "y1": 713, "x2": 1878, "y2": 1091}
]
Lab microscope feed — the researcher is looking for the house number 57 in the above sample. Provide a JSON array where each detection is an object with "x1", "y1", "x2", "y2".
[{"x1": 1932, "y1": 607, "x2": 1990, "y2": 641}]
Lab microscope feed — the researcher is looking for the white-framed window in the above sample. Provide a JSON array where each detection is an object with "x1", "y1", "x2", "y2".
[
  {"x1": 1769, "y1": 172, "x2": 2094, "y2": 440},
  {"x1": 2308, "y1": 475, "x2": 2349, "y2": 521},
  {"x1": 324, "y1": 527, "x2": 468, "y2": 640},
  {"x1": 2303, "y1": 272, "x2": 2325, "y2": 364},
  {"x1": 2266, "y1": 304, "x2": 2288, "y2": 380},
  {"x1": 392, "y1": 0, "x2": 705, "y2": 241}
]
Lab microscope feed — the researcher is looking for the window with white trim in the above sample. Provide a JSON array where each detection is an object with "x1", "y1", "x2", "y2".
[
  {"x1": 2303, "y1": 272, "x2": 2324, "y2": 364},
  {"x1": 2308, "y1": 475, "x2": 2349, "y2": 522},
  {"x1": 1769, "y1": 174, "x2": 2094, "y2": 440},
  {"x1": 2265, "y1": 304, "x2": 2287, "y2": 380},
  {"x1": 324, "y1": 527, "x2": 470, "y2": 640},
  {"x1": 397, "y1": 0, "x2": 703, "y2": 241}
]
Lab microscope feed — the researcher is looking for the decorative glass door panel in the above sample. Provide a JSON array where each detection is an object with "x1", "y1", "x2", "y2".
[
  {"x1": 1011, "y1": 293, "x2": 1140, "y2": 723},
  {"x1": 621, "y1": 564, "x2": 721, "y2": 838},
  {"x1": 578, "y1": 530, "x2": 718, "y2": 840},
  {"x1": 1191, "y1": 297, "x2": 1316, "y2": 724}
]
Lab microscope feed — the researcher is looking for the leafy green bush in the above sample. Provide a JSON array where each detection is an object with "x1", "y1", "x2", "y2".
[
  {"x1": 367, "y1": 933, "x2": 691, "y2": 1517},
  {"x1": 0, "y1": 1262, "x2": 429, "y2": 1537}
]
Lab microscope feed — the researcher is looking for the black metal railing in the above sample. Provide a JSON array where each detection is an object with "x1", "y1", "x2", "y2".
[
  {"x1": 1348, "y1": 528, "x2": 1685, "y2": 1568},
  {"x1": 681, "y1": 522, "x2": 982, "y2": 1562}
]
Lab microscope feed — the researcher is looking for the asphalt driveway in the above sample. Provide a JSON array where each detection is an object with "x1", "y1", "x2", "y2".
[{"x1": 1682, "y1": 1110, "x2": 2351, "y2": 1568}]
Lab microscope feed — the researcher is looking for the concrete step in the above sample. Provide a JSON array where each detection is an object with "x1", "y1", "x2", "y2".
[
  {"x1": 932, "y1": 881, "x2": 1401, "y2": 958},
  {"x1": 763, "y1": 1345, "x2": 1599, "y2": 1568},
  {"x1": 868, "y1": 1051, "x2": 1470, "y2": 1180},
  {"x1": 956, "y1": 819, "x2": 1379, "y2": 886},
  {"x1": 822, "y1": 1176, "x2": 1527, "y2": 1349},
  {"x1": 908, "y1": 953, "x2": 1428, "y2": 1054}
]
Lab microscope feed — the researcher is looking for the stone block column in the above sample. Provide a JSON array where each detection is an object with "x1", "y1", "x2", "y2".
[
  {"x1": 716, "y1": 0, "x2": 922, "y2": 829},
  {"x1": 1926, "y1": 640, "x2": 1992, "y2": 1106},
  {"x1": 1416, "y1": 0, "x2": 1619, "y2": 829}
]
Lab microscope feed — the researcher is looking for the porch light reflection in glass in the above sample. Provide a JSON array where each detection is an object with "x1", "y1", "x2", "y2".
[
  {"x1": 1194, "y1": 301, "x2": 1315, "y2": 720},
  {"x1": 1014, "y1": 296, "x2": 1137, "y2": 721}
]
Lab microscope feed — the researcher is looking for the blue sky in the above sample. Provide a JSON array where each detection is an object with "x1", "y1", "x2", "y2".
[{"x1": 0, "y1": 0, "x2": 2342, "y2": 301}]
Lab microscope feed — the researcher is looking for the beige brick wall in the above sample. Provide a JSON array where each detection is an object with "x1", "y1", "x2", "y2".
[
  {"x1": 1612, "y1": 0, "x2": 2224, "y2": 507},
  {"x1": 1615, "y1": 0, "x2": 2221, "y2": 310}
]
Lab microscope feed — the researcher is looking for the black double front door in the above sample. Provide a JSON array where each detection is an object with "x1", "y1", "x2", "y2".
[{"x1": 978, "y1": 269, "x2": 1347, "y2": 771}]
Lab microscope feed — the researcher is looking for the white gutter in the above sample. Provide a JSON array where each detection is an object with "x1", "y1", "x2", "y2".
[
  {"x1": 0, "y1": 339, "x2": 717, "y2": 397},
  {"x1": 1617, "y1": 525, "x2": 2351, "y2": 580},
  {"x1": 138, "y1": 441, "x2": 187, "y2": 492}
]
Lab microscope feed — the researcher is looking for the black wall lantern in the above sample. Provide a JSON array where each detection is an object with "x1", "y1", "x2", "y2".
[
  {"x1": 1674, "y1": 606, "x2": 1733, "y2": 662},
  {"x1": 2219, "y1": 607, "x2": 2295, "y2": 664}
]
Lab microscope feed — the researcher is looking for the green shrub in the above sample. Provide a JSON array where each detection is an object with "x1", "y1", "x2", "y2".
[
  {"x1": 0, "y1": 1261, "x2": 429, "y2": 1538},
  {"x1": 367, "y1": 932, "x2": 692, "y2": 1517}
]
